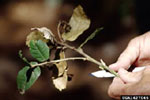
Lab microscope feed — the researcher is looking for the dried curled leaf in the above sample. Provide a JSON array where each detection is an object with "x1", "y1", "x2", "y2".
[
  {"x1": 52, "y1": 50, "x2": 68, "y2": 91},
  {"x1": 62, "y1": 5, "x2": 91, "y2": 41},
  {"x1": 55, "y1": 50, "x2": 67, "y2": 76},
  {"x1": 26, "y1": 27, "x2": 55, "y2": 46},
  {"x1": 31, "y1": 27, "x2": 55, "y2": 43},
  {"x1": 53, "y1": 71, "x2": 67, "y2": 91},
  {"x1": 26, "y1": 31, "x2": 48, "y2": 47}
]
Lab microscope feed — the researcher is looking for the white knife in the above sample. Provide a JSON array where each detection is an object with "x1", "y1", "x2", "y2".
[{"x1": 90, "y1": 66, "x2": 146, "y2": 78}]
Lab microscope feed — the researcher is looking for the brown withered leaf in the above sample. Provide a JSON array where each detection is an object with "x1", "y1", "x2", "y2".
[
  {"x1": 32, "y1": 27, "x2": 55, "y2": 44},
  {"x1": 55, "y1": 50, "x2": 67, "y2": 76},
  {"x1": 26, "y1": 27, "x2": 55, "y2": 47},
  {"x1": 26, "y1": 31, "x2": 48, "y2": 47},
  {"x1": 62, "y1": 5, "x2": 91, "y2": 41},
  {"x1": 52, "y1": 50, "x2": 68, "y2": 91},
  {"x1": 52, "y1": 71, "x2": 67, "y2": 91}
]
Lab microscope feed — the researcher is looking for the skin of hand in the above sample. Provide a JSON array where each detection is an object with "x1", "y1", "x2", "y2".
[
  {"x1": 108, "y1": 67, "x2": 150, "y2": 99},
  {"x1": 109, "y1": 31, "x2": 150, "y2": 71},
  {"x1": 108, "y1": 31, "x2": 150, "y2": 99}
]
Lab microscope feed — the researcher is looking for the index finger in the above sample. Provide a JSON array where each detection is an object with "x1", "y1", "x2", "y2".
[{"x1": 109, "y1": 37, "x2": 140, "y2": 71}]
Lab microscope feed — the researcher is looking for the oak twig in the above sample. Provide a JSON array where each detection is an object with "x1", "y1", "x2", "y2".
[
  {"x1": 58, "y1": 42, "x2": 119, "y2": 77},
  {"x1": 31, "y1": 57, "x2": 87, "y2": 68}
]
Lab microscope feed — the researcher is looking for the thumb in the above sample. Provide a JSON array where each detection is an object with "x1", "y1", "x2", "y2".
[
  {"x1": 109, "y1": 38, "x2": 140, "y2": 71},
  {"x1": 118, "y1": 68, "x2": 142, "y2": 83}
]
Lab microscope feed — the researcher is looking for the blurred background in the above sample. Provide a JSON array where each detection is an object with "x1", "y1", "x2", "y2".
[{"x1": 0, "y1": 0, "x2": 150, "y2": 100}]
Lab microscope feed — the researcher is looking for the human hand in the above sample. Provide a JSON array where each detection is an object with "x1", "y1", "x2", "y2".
[
  {"x1": 109, "y1": 31, "x2": 150, "y2": 71},
  {"x1": 108, "y1": 67, "x2": 150, "y2": 99}
]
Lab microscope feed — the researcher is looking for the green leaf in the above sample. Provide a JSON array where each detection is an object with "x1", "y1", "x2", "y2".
[
  {"x1": 17, "y1": 66, "x2": 30, "y2": 94},
  {"x1": 62, "y1": 5, "x2": 91, "y2": 41},
  {"x1": 19, "y1": 50, "x2": 29, "y2": 64},
  {"x1": 25, "y1": 66, "x2": 41, "y2": 90},
  {"x1": 17, "y1": 65, "x2": 41, "y2": 94},
  {"x1": 29, "y1": 40, "x2": 50, "y2": 62},
  {"x1": 79, "y1": 27, "x2": 103, "y2": 48}
]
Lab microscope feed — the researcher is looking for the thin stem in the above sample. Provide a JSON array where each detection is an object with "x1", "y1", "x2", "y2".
[
  {"x1": 31, "y1": 57, "x2": 87, "y2": 68},
  {"x1": 57, "y1": 21, "x2": 64, "y2": 42}
]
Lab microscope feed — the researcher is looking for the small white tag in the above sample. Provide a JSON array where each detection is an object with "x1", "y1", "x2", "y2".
[
  {"x1": 132, "y1": 66, "x2": 146, "y2": 72},
  {"x1": 91, "y1": 66, "x2": 146, "y2": 78},
  {"x1": 91, "y1": 70, "x2": 115, "y2": 78}
]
